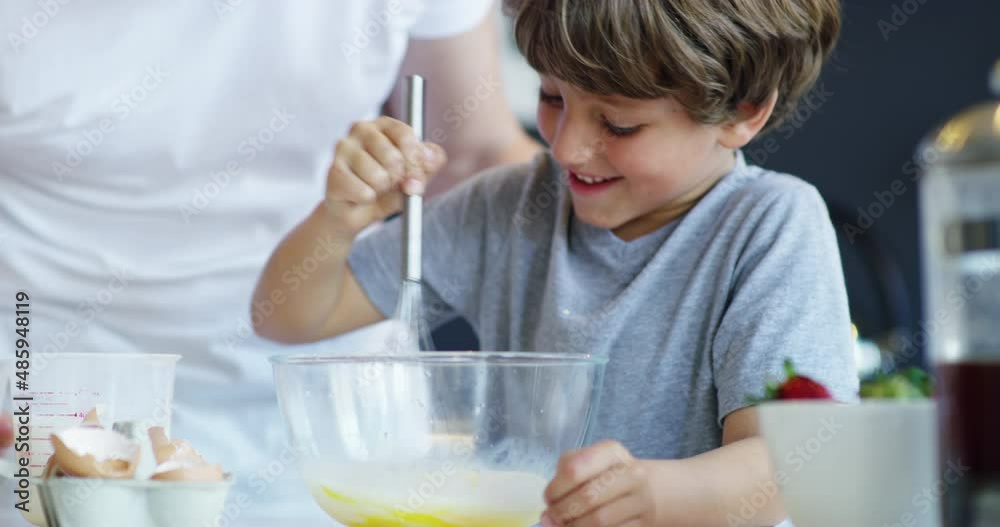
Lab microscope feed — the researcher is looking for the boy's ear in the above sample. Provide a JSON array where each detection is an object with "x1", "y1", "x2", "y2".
[{"x1": 718, "y1": 90, "x2": 778, "y2": 149}]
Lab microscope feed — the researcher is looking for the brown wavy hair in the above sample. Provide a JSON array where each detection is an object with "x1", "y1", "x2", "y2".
[{"x1": 503, "y1": 0, "x2": 841, "y2": 131}]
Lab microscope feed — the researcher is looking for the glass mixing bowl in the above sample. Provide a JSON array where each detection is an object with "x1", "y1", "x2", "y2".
[{"x1": 271, "y1": 351, "x2": 608, "y2": 527}]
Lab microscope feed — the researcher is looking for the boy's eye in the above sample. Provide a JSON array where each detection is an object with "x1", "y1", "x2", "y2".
[
  {"x1": 538, "y1": 89, "x2": 563, "y2": 106},
  {"x1": 539, "y1": 89, "x2": 642, "y2": 137},
  {"x1": 602, "y1": 119, "x2": 642, "y2": 137}
]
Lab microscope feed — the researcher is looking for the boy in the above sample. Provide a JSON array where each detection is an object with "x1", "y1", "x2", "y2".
[{"x1": 254, "y1": 0, "x2": 857, "y2": 525}]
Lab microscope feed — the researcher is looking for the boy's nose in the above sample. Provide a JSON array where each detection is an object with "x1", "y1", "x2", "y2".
[{"x1": 549, "y1": 119, "x2": 603, "y2": 170}]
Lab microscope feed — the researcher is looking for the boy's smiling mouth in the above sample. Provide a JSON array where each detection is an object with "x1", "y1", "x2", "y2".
[{"x1": 567, "y1": 170, "x2": 624, "y2": 194}]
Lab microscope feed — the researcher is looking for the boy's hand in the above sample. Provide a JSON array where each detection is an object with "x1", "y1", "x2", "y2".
[
  {"x1": 541, "y1": 440, "x2": 657, "y2": 527},
  {"x1": 324, "y1": 116, "x2": 447, "y2": 240}
]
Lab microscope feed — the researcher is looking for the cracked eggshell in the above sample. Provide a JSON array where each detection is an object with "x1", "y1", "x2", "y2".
[
  {"x1": 50, "y1": 428, "x2": 140, "y2": 479},
  {"x1": 148, "y1": 426, "x2": 203, "y2": 465},
  {"x1": 155, "y1": 439, "x2": 202, "y2": 465},
  {"x1": 81, "y1": 407, "x2": 104, "y2": 427},
  {"x1": 147, "y1": 426, "x2": 225, "y2": 482},
  {"x1": 148, "y1": 426, "x2": 170, "y2": 459}
]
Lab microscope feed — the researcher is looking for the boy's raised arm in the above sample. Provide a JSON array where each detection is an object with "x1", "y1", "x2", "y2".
[
  {"x1": 252, "y1": 117, "x2": 446, "y2": 344},
  {"x1": 251, "y1": 202, "x2": 385, "y2": 344}
]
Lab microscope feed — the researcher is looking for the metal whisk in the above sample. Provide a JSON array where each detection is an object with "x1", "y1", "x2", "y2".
[{"x1": 391, "y1": 74, "x2": 435, "y2": 352}]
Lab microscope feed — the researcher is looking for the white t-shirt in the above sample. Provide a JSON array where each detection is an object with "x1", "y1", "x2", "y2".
[{"x1": 0, "y1": 0, "x2": 493, "y2": 521}]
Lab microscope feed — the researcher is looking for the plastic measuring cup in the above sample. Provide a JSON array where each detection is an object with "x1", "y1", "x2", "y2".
[
  {"x1": 2, "y1": 353, "x2": 180, "y2": 526},
  {"x1": 1, "y1": 353, "x2": 179, "y2": 476},
  {"x1": 1, "y1": 358, "x2": 20, "y2": 526}
]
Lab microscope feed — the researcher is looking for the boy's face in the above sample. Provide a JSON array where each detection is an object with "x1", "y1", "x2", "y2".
[{"x1": 536, "y1": 76, "x2": 737, "y2": 240}]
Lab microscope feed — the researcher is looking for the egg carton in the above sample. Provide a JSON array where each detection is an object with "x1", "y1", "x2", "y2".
[{"x1": 34, "y1": 475, "x2": 232, "y2": 527}]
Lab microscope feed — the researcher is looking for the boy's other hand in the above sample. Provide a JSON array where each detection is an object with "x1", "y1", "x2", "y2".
[
  {"x1": 0, "y1": 412, "x2": 13, "y2": 450},
  {"x1": 324, "y1": 116, "x2": 447, "y2": 240},
  {"x1": 541, "y1": 440, "x2": 657, "y2": 527}
]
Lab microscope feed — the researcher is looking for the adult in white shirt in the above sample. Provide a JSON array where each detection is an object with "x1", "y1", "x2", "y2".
[{"x1": 0, "y1": 0, "x2": 537, "y2": 523}]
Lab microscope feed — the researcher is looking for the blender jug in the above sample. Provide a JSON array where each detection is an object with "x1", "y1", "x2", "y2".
[{"x1": 919, "y1": 60, "x2": 1000, "y2": 527}]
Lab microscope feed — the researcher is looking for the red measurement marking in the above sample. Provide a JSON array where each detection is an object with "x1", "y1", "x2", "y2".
[
  {"x1": 35, "y1": 402, "x2": 69, "y2": 406},
  {"x1": 36, "y1": 425, "x2": 54, "y2": 429},
  {"x1": 29, "y1": 465, "x2": 46, "y2": 468}
]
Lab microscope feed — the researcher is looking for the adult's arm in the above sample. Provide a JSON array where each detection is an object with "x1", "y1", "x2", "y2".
[{"x1": 384, "y1": 7, "x2": 541, "y2": 197}]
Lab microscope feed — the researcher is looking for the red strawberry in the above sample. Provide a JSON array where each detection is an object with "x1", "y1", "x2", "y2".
[
  {"x1": 0, "y1": 413, "x2": 13, "y2": 449},
  {"x1": 777, "y1": 375, "x2": 832, "y2": 399},
  {"x1": 749, "y1": 359, "x2": 834, "y2": 402}
]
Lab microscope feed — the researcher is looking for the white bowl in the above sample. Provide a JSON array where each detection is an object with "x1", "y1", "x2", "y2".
[{"x1": 758, "y1": 400, "x2": 940, "y2": 527}]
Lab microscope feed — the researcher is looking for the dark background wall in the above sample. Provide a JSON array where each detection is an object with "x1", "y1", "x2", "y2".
[
  {"x1": 748, "y1": 0, "x2": 1000, "y2": 368},
  {"x1": 436, "y1": 0, "x2": 1000, "y2": 369}
]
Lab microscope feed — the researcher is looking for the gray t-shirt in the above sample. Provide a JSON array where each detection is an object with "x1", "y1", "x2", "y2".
[{"x1": 348, "y1": 150, "x2": 859, "y2": 460}]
